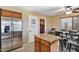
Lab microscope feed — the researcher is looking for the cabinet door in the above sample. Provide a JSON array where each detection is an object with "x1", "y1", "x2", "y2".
[
  {"x1": 40, "y1": 44, "x2": 49, "y2": 52},
  {"x1": 40, "y1": 40, "x2": 50, "y2": 52},
  {"x1": 35, "y1": 37, "x2": 40, "y2": 52},
  {"x1": 1, "y1": 9, "x2": 22, "y2": 18},
  {"x1": 2, "y1": 9, "x2": 13, "y2": 17},
  {"x1": 35, "y1": 42, "x2": 40, "y2": 52},
  {"x1": 13, "y1": 12, "x2": 22, "y2": 18},
  {"x1": 50, "y1": 40, "x2": 59, "y2": 52}
]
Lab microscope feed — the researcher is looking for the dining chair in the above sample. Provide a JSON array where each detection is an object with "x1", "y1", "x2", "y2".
[
  {"x1": 66, "y1": 33, "x2": 79, "y2": 52},
  {"x1": 55, "y1": 31, "x2": 69, "y2": 51},
  {"x1": 58, "y1": 31, "x2": 67, "y2": 51},
  {"x1": 58, "y1": 32, "x2": 64, "y2": 51}
]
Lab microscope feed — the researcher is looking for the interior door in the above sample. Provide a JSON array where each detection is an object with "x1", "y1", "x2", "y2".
[{"x1": 28, "y1": 15, "x2": 39, "y2": 43}]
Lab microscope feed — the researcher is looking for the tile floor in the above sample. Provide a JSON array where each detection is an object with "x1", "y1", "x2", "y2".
[
  {"x1": 11, "y1": 43, "x2": 34, "y2": 52},
  {"x1": 10, "y1": 43, "x2": 76, "y2": 52}
]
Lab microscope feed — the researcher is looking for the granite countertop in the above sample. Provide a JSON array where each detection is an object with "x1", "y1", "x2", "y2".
[{"x1": 35, "y1": 34, "x2": 60, "y2": 43}]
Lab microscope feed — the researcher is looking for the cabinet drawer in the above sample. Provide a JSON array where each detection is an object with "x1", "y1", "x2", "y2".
[
  {"x1": 41, "y1": 40, "x2": 49, "y2": 47},
  {"x1": 35, "y1": 37, "x2": 40, "y2": 42}
]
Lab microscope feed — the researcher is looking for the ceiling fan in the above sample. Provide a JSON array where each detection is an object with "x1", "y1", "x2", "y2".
[{"x1": 65, "y1": 6, "x2": 79, "y2": 15}]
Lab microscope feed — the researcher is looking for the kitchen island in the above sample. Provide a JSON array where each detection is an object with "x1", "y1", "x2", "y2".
[{"x1": 35, "y1": 34, "x2": 60, "y2": 52}]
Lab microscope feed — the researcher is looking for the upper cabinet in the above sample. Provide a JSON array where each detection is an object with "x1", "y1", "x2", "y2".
[
  {"x1": 0, "y1": 9, "x2": 22, "y2": 18},
  {"x1": 2, "y1": 9, "x2": 13, "y2": 17},
  {"x1": 13, "y1": 12, "x2": 22, "y2": 18}
]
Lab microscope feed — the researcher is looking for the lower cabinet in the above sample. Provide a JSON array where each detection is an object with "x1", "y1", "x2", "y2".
[
  {"x1": 35, "y1": 37, "x2": 50, "y2": 52},
  {"x1": 35, "y1": 36, "x2": 59, "y2": 52},
  {"x1": 35, "y1": 37, "x2": 40, "y2": 52},
  {"x1": 50, "y1": 40, "x2": 59, "y2": 52},
  {"x1": 40, "y1": 44, "x2": 50, "y2": 52},
  {"x1": 40, "y1": 39, "x2": 50, "y2": 52},
  {"x1": 35, "y1": 36, "x2": 50, "y2": 52},
  {"x1": 35, "y1": 42, "x2": 40, "y2": 52}
]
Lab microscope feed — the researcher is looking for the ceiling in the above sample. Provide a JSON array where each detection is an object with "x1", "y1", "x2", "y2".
[{"x1": 18, "y1": 6, "x2": 79, "y2": 16}]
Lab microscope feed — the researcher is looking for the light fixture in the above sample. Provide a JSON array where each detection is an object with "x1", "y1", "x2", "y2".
[{"x1": 65, "y1": 6, "x2": 72, "y2": 15}]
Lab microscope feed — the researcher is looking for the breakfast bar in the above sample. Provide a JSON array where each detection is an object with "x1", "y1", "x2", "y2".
[{"x1": 35, "y1": 34, "x2": 60, "y2": 52}]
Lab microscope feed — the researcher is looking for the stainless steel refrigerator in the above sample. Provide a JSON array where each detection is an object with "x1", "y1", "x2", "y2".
[{"x1": 1, "y1": 17, "x2": 22, "y2": 52}]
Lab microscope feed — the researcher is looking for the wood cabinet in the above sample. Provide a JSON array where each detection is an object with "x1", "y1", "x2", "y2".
[
  {"x1": 0, "y1": 9, "x2": 22, "y2": 18},
  {"x1": 2, "y1": 9, "x2": 13, "y2": 17},
  {"x1": 35, "y1": 34, "x2": 59, "y2": 52},
  {"x1": 40, "y1": 39, "x2": 50, "y2": 52},
  {"x1": 50, "y1": 40, "x2": 59, "y2": 52},
  {"x1": 13, "y1": 12, "x2": 22, "y2": 18},
  {"x1": 35, "y1": 37, "x2": 40, "y2": 52},
  {"x1": 41, "y1": 44, "x2": 49, "y2": 52},
  {"x1": 35, "y1": 37, "x2": 50, "y2": 52}
]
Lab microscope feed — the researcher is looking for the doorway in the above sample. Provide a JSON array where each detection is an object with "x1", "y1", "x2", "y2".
[
  {"x1": 28, "y1": 16, "x2": 46, "y2": 43},
  {"x1": 28, "y1": 15, "x2": 39, "y2": 43},
  {"x1": 40, "y1": 17, "x2": 46, "y2": 34}
]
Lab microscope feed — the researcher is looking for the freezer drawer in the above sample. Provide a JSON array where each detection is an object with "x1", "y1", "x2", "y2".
[
  {"x1": 12, "y1": 37, "x2": 22, "y2": 49},
  {"x1": 1, "y1": 38, "x2": 12, "y2": 52}
]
